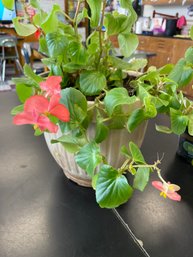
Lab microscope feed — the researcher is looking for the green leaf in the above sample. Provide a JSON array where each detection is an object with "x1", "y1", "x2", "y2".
[
  {"x1": 188, "y1": 116, "x2": 193, "y2": 136},
  {"x1": 118, "y1": 33, "x2": 138, "y2": 58},
  {"x1": 92, "y1": 173, "x2": 98, "y2": 190},
  {"x1": 12, "y1": 17, "x2": 37, "y2": 36},
  {"x1": 86, "y1": 0, "x2": 102, "y2": 28},
  {"x1": 170, "y1": 108, "x2": 188, "y2": 135},
  {"x1": 129, "y1": 141, "x2": 145, "y2": 164},
  {"x1": 11, "y1": 104, "x2": 24, "y2": 115},
  {"x1": 41, "y1": 4, "x2": 61, "y2": 33},
  {"x1": 127, "y1": 108, "x2": 146, "y2": 132},
  {"x1": 133, "y1": 167, "x2": 150, "y2": 191},
  {"x1": 60, "y1": 88, "x2": 87, "y2": 128},
  {"x1": 126, "y1": 58, "x2": 147, "y2": 71},
  {"x1": 80, "y1": 71, "x2": 106, "y2": 96},
  {"x1": 51, "y1": 134, "x2": 82, "y2": 153},
  {"x1": 2, "y1": 0, "x2": 14, "y2": 10},
  {"x1": 16, "y1": 84, "x2": 33, "y2": 103},
  {"x1": 109, "y1": 56, "x2": 146, "y2": 71},
  {"x1": 158, "y1": 63, "x2": 174, "y2": 75},
  {"x1": 121, "y1": 145, "x2": 131, "y2": 158},
  {"x1": 104, "y1": 13, "x2": 130, "y2": 36},
  {"x1": 30, "y1": 0, "x2": 41, "y2": 9},
  {"x1": 32, "y1": 7, "x2": 48, "y2": 27},
  {"x1": 62, "y1": 63, "x2": 85, "y2": 73},
  {"x1": 104, "y1": 87, "x2": 137, "y2": 116},
  {"x1": 155, "y1": 125, "x2": 172, "y2": 134},
  {"x1": 168, "y1": 58, "x2": 193, "y2": 88},
  {"x1": 183, "y1": 141, "x2": 193, "y2": 156},
  {"x1": 144, "y1": 97, "x2": 157, "y2": 118},
  {"x1": 138, "y1": 85, "x2": 150, "y2": 101},
  {"x1": 120, "y1": 0, "x2": 134, "y2": 10},
  {"x1": 46, "y1": 32, "x2": 68, "y2": 57},
  {"x1": 95, "y1": 119, "x2": 109, "y2": 143},
  {"x1": 76, "y1": 7, "x2": 89, "y2": 25},
  {"x1": 96, "y1": 165, "x2": 133, "y2": 208},
  {"x1": 34, "y1": 127, "x2": 43, "y2": 136},
  {"x1": 75, "y1": 142, "x2": 103, "y2": 177},
  {"x1": 23, "y1": 64, "x2": 44, "y2": 84},
  {"x1": 68, "y1": 41, "x2": 87, "y2": 64},
  {"x1": 12, "y1": 77, "x2": 38, "y2": 87},
  {"x1": 39, "y1": 37, "x2": 49, "y2": 56},
  {"x1": 185, "y1": 47, "x2": 193, "y2": 64},
  {"x1": 119, "y1": 0, "x2": 137, "y2": 31},
  {"x1": 190, "y1": 26, "x2": 193, "y2": 40}
]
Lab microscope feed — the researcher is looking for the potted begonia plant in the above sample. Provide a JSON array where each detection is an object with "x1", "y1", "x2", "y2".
[{"x1": 3, "y1": 0, "x2": 193, "y2": 208}]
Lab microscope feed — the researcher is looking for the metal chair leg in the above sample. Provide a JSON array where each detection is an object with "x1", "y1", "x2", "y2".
[
  {"x1": 0, "y1": 59, "x2": 2, "y2": 82},
  {"x1": 2, "y1": 60, "x2": 6, "y2": 82},
  {"x1": 15, "y1": 59, "x2": 23, "y2": 74}
]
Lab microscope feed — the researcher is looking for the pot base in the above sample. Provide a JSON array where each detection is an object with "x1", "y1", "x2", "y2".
[{"x1": 63, "y1": 169, "x2": 92, "y2": 187}]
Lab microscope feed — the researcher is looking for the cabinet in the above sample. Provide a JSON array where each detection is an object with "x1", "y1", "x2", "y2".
[
  {"x1": 110, "y1": 34, "x2": 193, "y2": 97},
  {"x1": 142, "y1": 0, "x2": 192, "y2": 5},
  {"x1": 137, "y1": 35, "x2": 173, "y2": 67},
  {"x1": 137, "y1": 35, "x2": 193, "y2": 66},
  {"x1": 137, "y1": 35, "x2": 193, "y2": 97}
]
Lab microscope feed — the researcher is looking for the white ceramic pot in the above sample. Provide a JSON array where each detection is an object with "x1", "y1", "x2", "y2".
[{"x1": 44, "y1": 101, "x2": 148, "y2": 187}]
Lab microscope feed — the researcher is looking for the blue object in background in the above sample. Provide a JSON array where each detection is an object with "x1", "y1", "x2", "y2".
[{"x1": 0, "y1": 0, "x2": 16, "y2": 22}]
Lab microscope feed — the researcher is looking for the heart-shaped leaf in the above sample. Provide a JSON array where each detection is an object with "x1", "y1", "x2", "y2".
[
  {"x1": 12, "y1": 17, "x2": 37, "y2": 36},
  {"x1": 96, "y1": 165, "x2": 133, "y2": 208},
  {"x1": 16, "y1": 84, "x2": 33, "y2": 103},
  {"x1": 127, "y1": 108, "x2": 146, "y2": 132},
  {"x1": 41, "y1": 4, "x2": 61, "y2": 33},
  {"x1": 60, "y1": 88, "x2": 87, "y2": 128},
  {"x1": 2, "y1": 0, "x2": 14, "y2": 10},
  {"x1": 118, "y1": 33, "x2": 138, "y2": 58},
  {"x1": 170, "y1": 108, "x2": 188, "y2": 135},
  {"x1": 75, "y1": 142, "x2": 102, "y2": 177},
  {"x1": 95, "y1": 119, "x2": 109, "y2": 143},
  {"x1": 129, "y1": 142, "x2": 145, "y2": 164},
  {"x1": 104, "y1": 87, "x2": 137, "y2": 116},
  {"x1": 86, "y1": 0, "x2": 102, "y2": 28},
  {"x1": 80, "y1": 71, "x2": 106, "y2": 96},
  {"x1": 133, "y1": 167, "x2": 150, "y2": 191},
  {"x1": 46, "y1": 32, "x2": 68, "y2": 57}
]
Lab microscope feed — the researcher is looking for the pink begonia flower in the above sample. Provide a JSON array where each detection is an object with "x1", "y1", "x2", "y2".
[
  {"x1": 47, "y1": 94, "x2": 70, "y2": 122},
  {"x1": 13, "y1": 95, "x2": 70, "y2": 132},
  {"x1": 152, "y1": 181, "x2": 181, "y2": 201},
  {"x1": 40, "y1": 76, "x2": 62, "y2": 97},
  {"x1": 14, "y1": 109, "x2": 58, "y2": 133}
]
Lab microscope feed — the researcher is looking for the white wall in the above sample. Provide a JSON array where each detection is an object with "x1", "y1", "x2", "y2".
[{"x1": 143, "y1": 4, "x2": 193, "y2": 21}]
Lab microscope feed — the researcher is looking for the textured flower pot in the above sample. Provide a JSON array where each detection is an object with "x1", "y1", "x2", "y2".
[{"x1": 44, "y1": 100, "x2": 148, "y2": 187}]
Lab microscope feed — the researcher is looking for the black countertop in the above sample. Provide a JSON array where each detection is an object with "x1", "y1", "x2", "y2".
[
  {"x1": 0, "y1": 91, "x2": 193, "y2": 257},
  {"x1": 117, "y1": 115, "x2": 193, "y2": 257},
  {"x1": 0, "y1": 91, "x2": 148, "y2": 257}
]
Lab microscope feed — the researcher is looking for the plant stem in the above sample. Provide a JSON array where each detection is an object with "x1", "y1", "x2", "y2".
[
  {"x1": 73, "y1": 0, "x2": 82, "y2": 35},
  {"x1": 97, "y1": 0, "x2": 106, "y2": 68},
  {"x1": 184, "y1": 103, "x2": 193, "y2": 115},
  {"x1": 59, "y1": 11, "x2": 74, "y2": 23}
]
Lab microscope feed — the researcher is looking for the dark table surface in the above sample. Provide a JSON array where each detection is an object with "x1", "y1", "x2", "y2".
[{"x1": 0, "y1": 91, "x2": 193, "y2": 257}]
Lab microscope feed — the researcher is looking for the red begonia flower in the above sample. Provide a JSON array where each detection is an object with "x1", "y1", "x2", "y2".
[
  {"x1": 40, "y1": 76, "x2": 62, "y2": 97},
  {"x1": 152, "y1": 181, "x2": 181, "y2": 201},
  {"x1": 34, "y1": 28, "x2": 41, "y2": 40}
]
